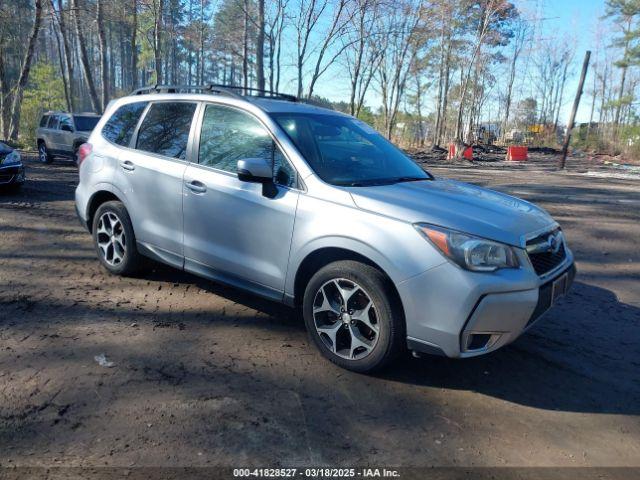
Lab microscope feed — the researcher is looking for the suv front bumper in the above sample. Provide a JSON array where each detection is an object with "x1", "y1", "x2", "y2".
[
  {"x1": 398, "y1": 255, "x2": 576, "y2": 358},
  {"x1": 0, "y1": 163, "x2": 25, "y2": 186}
]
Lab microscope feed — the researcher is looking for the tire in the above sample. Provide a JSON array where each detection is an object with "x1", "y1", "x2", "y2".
[
  {"x1": 38, "y1": 142, "x2": 53, "y2": 164},
  {"x1": 92, "y1": 201, "x2": 144, "y2": 276},
  {"x1": 302, "y1": 260, "x2": 405, "y2": 373}
]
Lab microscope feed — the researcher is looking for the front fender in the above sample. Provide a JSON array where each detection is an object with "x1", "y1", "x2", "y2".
[{"x1": 284, "y1": 195, "x2": 447, "y2": 296}]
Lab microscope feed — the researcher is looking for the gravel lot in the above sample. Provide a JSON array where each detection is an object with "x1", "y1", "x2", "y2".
[{"x1": 0, "y1": 153, "x2": 639, "y2": 468}]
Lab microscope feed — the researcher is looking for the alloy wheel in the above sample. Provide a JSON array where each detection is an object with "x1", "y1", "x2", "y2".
[
  {"x1": 96, "y1": 211, "x2": 126, "y2": 266},
  {"x1": 39, "y1": 144, "x2": 48, "y2": 163},
  {"x1": 312, "y1": 278, "x2": 379, "y2": 360}
]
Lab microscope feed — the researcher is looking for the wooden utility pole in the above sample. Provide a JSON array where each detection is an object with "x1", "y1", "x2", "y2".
[{"x1": 560, "y1": 50, "x2": 591, "y2": 169}]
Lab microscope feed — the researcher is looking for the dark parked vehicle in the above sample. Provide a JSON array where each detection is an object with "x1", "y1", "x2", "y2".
[
  {"x1": 0, "y1": 142, "x2": 25, "y2": 191},
  {"x1": 36, "y1": 111, "x2": 101, "y2": 164}
]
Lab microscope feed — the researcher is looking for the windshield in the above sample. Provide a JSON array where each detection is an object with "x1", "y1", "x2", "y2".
[
  {"x1": 270, "y1": 112, "x2": 430, "y2": 186},
  {"x1": 73, "y1": 115, "x2": 100, "y2": 132}
]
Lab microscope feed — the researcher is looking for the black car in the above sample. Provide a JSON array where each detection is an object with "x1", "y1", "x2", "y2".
[{"x1": 0, "y1": 142, "x2": 25, "y2": 191}]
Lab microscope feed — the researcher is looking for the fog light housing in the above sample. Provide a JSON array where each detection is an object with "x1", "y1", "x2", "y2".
[{"x1": 464, "y1": 332, "x2": 502, "y2": 352}]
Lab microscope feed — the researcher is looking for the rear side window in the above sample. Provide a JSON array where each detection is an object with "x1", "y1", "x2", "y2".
[
  {"x1": 39, "y1": 115, "x2": 50, "y2": 127},
  {"x1": 59, "y1": 115, "x2": 73, "y2": 131},
  {"x1": 47, "y1": 115, "x2": 59, "y2": 129},
  {"x1": 136, "y1": 102, "x2": 197, "y2": 160},
  {"x1": 102, "y1": 102, "x2": 148, "y2": 146}
]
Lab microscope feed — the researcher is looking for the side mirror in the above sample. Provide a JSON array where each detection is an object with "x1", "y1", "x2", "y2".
[
  {"x1": 61, "y1": 124, "x2": 73, "y2": 132},
  {"x1": 237, "y1": 158, "x2": 272, "y2": 183}
]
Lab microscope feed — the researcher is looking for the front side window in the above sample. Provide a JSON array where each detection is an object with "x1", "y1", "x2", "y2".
[
  {"x1": 199, "y1": 104, "x2": 296, "y2": 188},
  {"x1": 136, "y1": 102, "x2": 197, "y2": 159},
  {"x1": 102, "y1": 101, "x2": 148, "y2": 146},
  {"x1": 271, "y1": 113, "x2": 430, "y2": 187}
]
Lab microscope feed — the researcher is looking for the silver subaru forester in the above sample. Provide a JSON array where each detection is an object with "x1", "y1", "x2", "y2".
[{"x1": 75, "y1": 85, "x2": 575, "y2": 372}]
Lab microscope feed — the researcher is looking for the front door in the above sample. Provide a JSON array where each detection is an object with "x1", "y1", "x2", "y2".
[{"x1": 182, "y1": 103, "x2": 300, "y2": 299}]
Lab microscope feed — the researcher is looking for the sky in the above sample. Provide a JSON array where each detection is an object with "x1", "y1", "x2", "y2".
[
  {"x1": 306, "y1": 0, "x2": 610, "y2": 125},
  {"x1": 516, "y1": 0, "x2": 606, "y2": 123}
]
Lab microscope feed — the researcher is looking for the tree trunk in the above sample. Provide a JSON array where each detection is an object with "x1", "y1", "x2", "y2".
[
  {"x1": 72, "y1": 0, "x2": 101, "y2": 112},
  {"x1": 242, "y1": 0, "x2": 249, "y2": 88},
  {"x1": 437, "y1": 38, "x2": 452, "y2": 145},
  {"x1": 97, "y1": 0, "x2": 109, "y2": 111},
  {"x1": 131, "y1": 0, "x2": 138, "y2": 89},
  {"x1": 55, "y1": 0, "x2": 75, "y2": 111},
  {"x1": 154, "y1": 0, "x2": 164, "y2": 84},
  {"x1": 8, "y1": 0, "x2": 44, "y2": 141},
  {"x1": 256, "y1": 0, "x2": 265, "y2": 90},
  {"x1": 0, "y1": 46, "x2": 7, "y2": 138}
]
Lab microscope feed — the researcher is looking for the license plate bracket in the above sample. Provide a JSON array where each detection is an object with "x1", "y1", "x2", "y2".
[{"x1": 551, "y1": 273, "x2": 568, "y2": 304}]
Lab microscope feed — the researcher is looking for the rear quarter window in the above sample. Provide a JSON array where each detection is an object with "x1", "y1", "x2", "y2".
[{"x1": 102, "y1": 102, "x2": 148, "y2": 146}]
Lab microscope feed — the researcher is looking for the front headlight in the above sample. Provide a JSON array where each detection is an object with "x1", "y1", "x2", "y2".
[
  {"x1": 1, "y1": 150, "x2": 21, "y2": 166},
  {"x1": 415, "y1": 224, "x2": 519, "y2": 272}
]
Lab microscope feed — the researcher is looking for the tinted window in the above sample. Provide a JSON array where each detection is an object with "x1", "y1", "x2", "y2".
[
  {"x1": 59, "y1": 115, "x2": 73, "y2": 131},
  {"x1": 199, "y1": 104, "x2": 296, "y2": 187},
  {"x1": 102, "y1": 102, "x2": 148, "y2": 147},
  {"x1": 47, "y1": 115, "x2": 59, "y2": 129},
  {"x1": 271, "y1": 113, "x2": 429, "y2": 186},
  {"x1": 136, "y1": 102, "x2": 197, "y2": 159},
  {"x1": 39, "y1": 115, "x2": 50, "y2": 127},
  {"x1": 74, "y1": 116, "x2": 100, "y2": 132}
]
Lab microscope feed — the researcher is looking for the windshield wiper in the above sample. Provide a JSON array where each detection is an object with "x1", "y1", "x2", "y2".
[
  {"x1": 391, "y1": 176, "x2": 430, "y2": 183},
  {"x1": 337, "y1": 176, "x2": 431, "y2": 187}
]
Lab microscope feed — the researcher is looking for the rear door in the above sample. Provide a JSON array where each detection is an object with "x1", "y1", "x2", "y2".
[
  {"x1": 113, "y1": 101, "x2": 199, "y2": 266},
  {"x1": 182, "y1": 103, "x2": 300, "y2": 299},
  {"x1": 46, "y1": 115, "x2": 60, "y2": 151},
  {"x1": 58, "y1": 114, "x2": 75, "y2": 154}
]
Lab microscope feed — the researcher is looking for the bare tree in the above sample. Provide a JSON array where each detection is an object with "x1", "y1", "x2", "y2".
[
  {"x1": 453, "y1": 0, "x2": 513, "y2": 154},
  {"x1": 256, "y1": 0, "x2": 265, "y2": 90},
  {"x1": 344, "y1": 0, "x2": 381, "y2": 116},
  {"x1": 72, "y1": 0, "x2": 100, "y2": 112},
  {"x1": 8, "y1": 0, "x2": 43, "y2": 140},
  {"x1": 375, "y1": 1, "x2": 421, "y2": 139},
  {"x1": 501, "y1": 17, "x2": 528, "y2": 140},
  {"x1": 97, "y1": 0, "x2": 109, "y2": 110}
]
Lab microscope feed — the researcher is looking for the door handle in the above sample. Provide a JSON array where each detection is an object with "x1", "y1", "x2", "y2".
[
  {"x1": 186, "y1": 180, "x2": 207, "y2": 193},
  {"x1": 120, "y1": 160, "x2": 135, "y2": 171}
]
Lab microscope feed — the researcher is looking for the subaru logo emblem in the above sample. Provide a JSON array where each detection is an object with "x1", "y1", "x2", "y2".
[{"x1": 547, "y1": 232, "x2": 562, "y2": 253}]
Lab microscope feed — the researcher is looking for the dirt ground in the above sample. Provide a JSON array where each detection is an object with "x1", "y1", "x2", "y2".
[{"x1": 0, "y1": 152, "x2": 639, "y2": 469}]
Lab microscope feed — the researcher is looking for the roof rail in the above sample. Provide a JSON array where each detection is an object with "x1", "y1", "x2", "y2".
[
  {"x1": 129, "y1": 84, "x2": 298, "y2": 102},
  {"x1": 208, "y1": 84, "x2": 298, "y2": 102},
  {"x1": 129, "y1": 84, "x2": 242, "y2": 99}
]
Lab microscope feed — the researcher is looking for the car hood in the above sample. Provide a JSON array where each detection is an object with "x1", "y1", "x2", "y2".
[
  {"x1": 0, "y1": 142, "x2": 12, "y2": 155},
  {"x1": 347, "y1": 178, "x2": 556, "y2": 247}
]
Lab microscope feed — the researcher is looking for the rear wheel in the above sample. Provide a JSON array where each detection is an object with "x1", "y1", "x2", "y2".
[
  {"x1": 302, "y1": 260, "x2": 405, "y2": 373},
  {"x1": 38, "y1": 142, "x2": 53, "y2": 164},
  {"x1": 92, "y1": 201, "x2": 144, "y2": 276}
]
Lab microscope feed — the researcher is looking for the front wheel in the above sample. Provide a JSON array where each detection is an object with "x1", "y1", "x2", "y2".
[
  {"x1": 302, "y1": 260, "x2": 405, "y2": 373},
  {"x1": 38, "y1": 142, "x2": 53, "y2": 164},
  {"x1": 92, "y1": 201, "x2": 145, "y2": 276}
]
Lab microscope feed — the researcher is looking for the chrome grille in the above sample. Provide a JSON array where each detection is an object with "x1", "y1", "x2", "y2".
[{"x1": 526, "y1": 229, "x2": 567, "y2": 276}]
